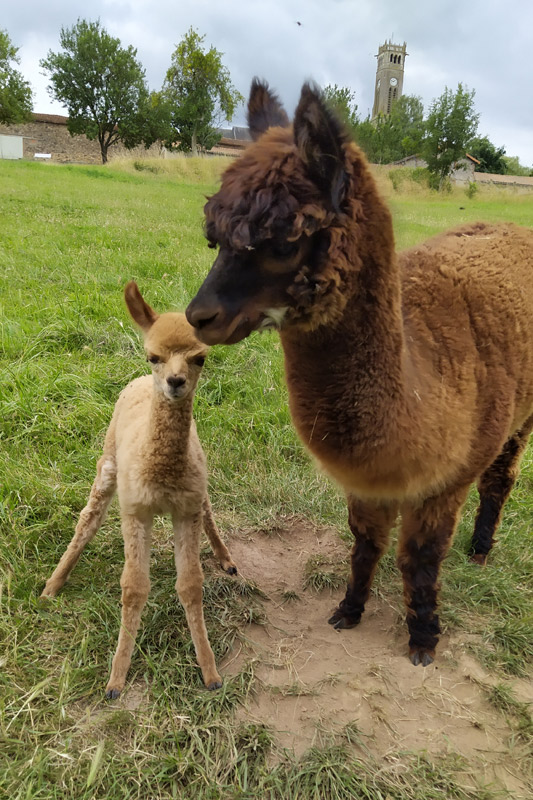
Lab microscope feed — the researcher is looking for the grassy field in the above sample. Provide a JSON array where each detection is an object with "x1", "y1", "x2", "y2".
[{"x1": 1, "y1": 157, "x2": 532, "y2": 799}]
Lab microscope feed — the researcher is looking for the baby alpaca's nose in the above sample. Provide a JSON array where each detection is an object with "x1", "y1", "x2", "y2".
[{"x1": 167, "y1": 375, "x2": 186, "y2": 390}]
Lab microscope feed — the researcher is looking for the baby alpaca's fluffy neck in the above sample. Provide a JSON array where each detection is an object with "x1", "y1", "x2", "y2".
[{"x1": 145, "y1": 391, "x2": 194, "y2": 468}]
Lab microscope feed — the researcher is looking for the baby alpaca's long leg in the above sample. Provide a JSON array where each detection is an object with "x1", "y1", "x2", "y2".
[
  {"x1": 106, "y1": 513, "x2": 152, "y2": 699},
  {"x1": 202, "y1": 496, "x2": 237, "y2": 574},
  {"x1": 174, "y1": 513, "x2": 222, "y2": 690},
  {"x1": 41, "y1": 456, "x2": 117, "y2": 598}
]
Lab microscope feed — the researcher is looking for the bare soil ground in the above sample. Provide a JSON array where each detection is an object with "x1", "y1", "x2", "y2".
[{"x1": 222, "y1": 519, "x2": 533, "y2": 798}]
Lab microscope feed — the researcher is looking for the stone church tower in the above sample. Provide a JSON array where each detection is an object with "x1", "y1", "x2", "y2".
[{"x1": 372, "y1": 40, "x2": 407, "y2": 120}]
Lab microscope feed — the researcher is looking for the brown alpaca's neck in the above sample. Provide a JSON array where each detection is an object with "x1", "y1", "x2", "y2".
[{"x1": 280, "y1": 214, "x2": 409, "y2": 473}]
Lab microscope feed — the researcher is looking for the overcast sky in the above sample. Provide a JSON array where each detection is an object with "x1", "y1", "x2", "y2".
[{"x1": 4, "y1": 0, "x2": 533, "y2": 166}]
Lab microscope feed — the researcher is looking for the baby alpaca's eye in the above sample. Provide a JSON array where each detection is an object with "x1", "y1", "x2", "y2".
[
  {"x1": 147, "y1": 354, "x2": 160, "y2": 364},
  {"x1": 194, "y1": 355, "x2": 206, "y2": 367}
]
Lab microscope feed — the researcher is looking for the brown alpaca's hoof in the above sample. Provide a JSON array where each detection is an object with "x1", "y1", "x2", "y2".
[
  {"x1": 207, "y1": 680, "x2": 222, "y2": 691},
  {"x1": 328, "y1": 608, "x2": 361, "y2": 630},
  {"x1": 105, "y1": 688, "x2": 122, "y2": 700},
  {"x1": 409, "y1": 648, "x2": 435, "y2": 667},
  {"x1": 469, "y1": 553, "x2": 487, "y2": 566}
]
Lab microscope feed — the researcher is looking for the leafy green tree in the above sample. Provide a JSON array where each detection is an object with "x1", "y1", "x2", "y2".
[
  {"x1": 467, "y1": 136, "x2": 506, "y2": 174},
  {"x1": 387, "y1": 95, "x2": 425, "y2": 159},
  {"x1": 40, "y1": 19, "x2": 170, "y2": 163},
  {"x1": 351, "y1": 116, "x2": 377, "y2": 160},
  {"x1": 323, "y1": 84, "x2": 359, "y2": 130},
  {"x1": 0, "y1": 29, "x2": 33, "y2": 124},
  {"x1": 163, "y1": 28, "x2": 244, "y2": 155},
  {"x1": 422, "y1": 83, "x2": 479, "y2": 188},
  {"x1": 330, "y1": 92, "x2": 423, "y2": 165},
  {"x1": 502, "y1": 155, "x2": 533, "y2": 177}
]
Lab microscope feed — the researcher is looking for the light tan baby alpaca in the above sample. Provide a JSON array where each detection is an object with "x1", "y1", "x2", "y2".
[{"x1": 41, "y1": 281, "x2": 237, "y2": 698}]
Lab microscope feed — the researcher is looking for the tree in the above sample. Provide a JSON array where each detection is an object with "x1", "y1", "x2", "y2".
[
  {"x1": 422, "y1": 83, "x2": 479, "y2": 188},
  {"x1": 387, "y1": 94, "x2": 425, "y2": 159},
  {"x1": 467, "y1": 136, "x2": 506, "y2": 174},
  {"x1": 351, "y1": 116, "x2": 377, "y2": 161},
  {"x1": 323, "y1": 84, "x2": 359, "y2": 131},
  {"x1": 0, "y1": 29, "x2": 33, "y2": 124},
  {"x1": 40, "y1": 19, "x2": 170, "y2": 163},
  {"x1": 163, "y1": 28, "x2": 244, "y2": 155},
  {"x1": 502, "y1": 155, "x2": 533, "y2": 177},
  {"x1": 324, "y1": 90, "x2": 424, "y2": 165}
]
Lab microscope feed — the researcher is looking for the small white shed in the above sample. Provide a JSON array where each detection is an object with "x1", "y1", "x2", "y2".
[{"x1": 0, "y1": 134, "x2": 23, "y2": 159}]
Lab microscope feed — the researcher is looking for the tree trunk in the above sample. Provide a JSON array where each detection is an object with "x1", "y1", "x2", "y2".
[
  {"x1": 98, "y1": 134, "x2": 108, "y2": 164},
  {"x1": 191, "y1": 128, "x2": 198, "y2": 157}
]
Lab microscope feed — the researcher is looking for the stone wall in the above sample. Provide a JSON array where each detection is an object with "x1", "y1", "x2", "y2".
[
  {"x1": 0, "y1": 114, "x2": 162, "y2": 164},
  {"x1": 0, "y1": 115, "x2": 102, "y2": 163}
]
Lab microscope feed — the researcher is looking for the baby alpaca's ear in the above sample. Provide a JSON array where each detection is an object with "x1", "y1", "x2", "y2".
[{"x1": 124, "y1": 281, "x2": 159, "y2": 331}]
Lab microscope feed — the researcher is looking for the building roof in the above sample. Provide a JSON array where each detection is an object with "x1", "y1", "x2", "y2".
[
  {"x1": 213, "y1": 137, "x2": 249, "y2": 152},
  {"x1": 32, "y1": 113, "x2": 68, "y2": 125},
  {"x1": 216, "y1": 126, "x2": 252, "y2": 141}
]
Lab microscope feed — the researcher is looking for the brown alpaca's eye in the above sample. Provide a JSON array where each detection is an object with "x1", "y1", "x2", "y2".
[
  {"x1": 147, "y1": 354, "x2": 160, "y2": 364},
  {"x1": 194, "y1": 355, "x2": 206, "y2": 367},
  {"x1": 270, "y1": 240, "x2": 299, "y2": 259}
]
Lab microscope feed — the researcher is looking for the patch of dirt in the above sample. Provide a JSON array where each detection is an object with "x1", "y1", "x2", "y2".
[{"x1": 223, "y1": 518, "x2": 533, "y2": 798}]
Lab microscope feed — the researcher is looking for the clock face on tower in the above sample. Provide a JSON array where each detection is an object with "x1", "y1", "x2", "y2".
[{"x1": 390, "y1": 77, "x2": 398, "y2": 86}]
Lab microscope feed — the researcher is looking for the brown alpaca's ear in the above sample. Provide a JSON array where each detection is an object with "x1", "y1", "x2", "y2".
[
  {"x1": 124, "y1": 281, "x2": 159, "y2": 332},
  {"x1": 293, "y1": 83, "x2": 349, "y2": 214},
  {"x1": 247, "y1": 78, "x2": 290, "y2": 141}
]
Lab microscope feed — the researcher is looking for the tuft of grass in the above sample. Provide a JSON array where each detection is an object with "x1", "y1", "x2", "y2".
[
  {"x1": 108, "y1": 153, "x2": 230, "y2": 185},
  {"x1": 280, "y1": 589, "x2": 300, "y2": 603},
  {"x1": 303, "y1": 554, "x2": 347, "y2": 592},
  {"x1": 486, "y1": 684, "x2": 533, "y2": 745}
]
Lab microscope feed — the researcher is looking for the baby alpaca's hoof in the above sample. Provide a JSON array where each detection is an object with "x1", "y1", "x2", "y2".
[
  {"x1": 207, "y1": 680, "x2": 222, "y2": 691},
  {"x1": 409, "y1": 648, "x2": 435, "y2": 667},
  {"x1": 469, "y1": 553, "x2": 487, "y2": 566},
  {"x1": 105, "y1": 688, "x2": 122, "y2": 700}
]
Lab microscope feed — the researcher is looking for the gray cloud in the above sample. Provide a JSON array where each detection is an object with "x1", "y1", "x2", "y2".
[{"x1": 4, "y1": 0, "x2": 532, "y2": 165}]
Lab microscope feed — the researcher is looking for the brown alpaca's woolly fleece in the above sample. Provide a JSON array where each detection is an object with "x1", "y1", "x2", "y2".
[{"x1": 187, "y1": 79, "x2": 533, "y2": 665}]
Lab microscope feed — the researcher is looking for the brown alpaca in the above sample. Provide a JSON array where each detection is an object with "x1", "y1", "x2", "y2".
[
  {"x1": 186, "y1": 79, "x2": 533, "y2": 667},
  {"x1": 41, "y1": 282, "x2": 237, "y2": 696}
]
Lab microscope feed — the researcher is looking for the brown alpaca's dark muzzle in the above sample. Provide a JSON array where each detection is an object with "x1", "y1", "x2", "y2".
[
  {"x1": 186, "y1": 276, "x2": 257, "y2": 346},
  {"x1": 186, "y1": 248, "x2": 269, "y2": 345},
  {"x1": 186, "y1": 296, "x2": 254, "y2": 346}
]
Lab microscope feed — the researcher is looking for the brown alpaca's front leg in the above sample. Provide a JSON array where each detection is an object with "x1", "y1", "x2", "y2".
[
  {"x1": 202, "y1": 496, "x2": 237, "y2": 574},
  {"x1": 174, "y1": 514, "x2": 222, "y2": 690},
  {"x1": 106, "y1": 514, "x2": 152, "y2": 699},
  {"x1": 329, "y1": 498, "x2": 397, "y2": 629},
  {"x1": 41, "y1": 456, "x2": 116, "y2": 598},
  {"x1": 397, "y1": 487, "x2": 468, "y2": 666}
]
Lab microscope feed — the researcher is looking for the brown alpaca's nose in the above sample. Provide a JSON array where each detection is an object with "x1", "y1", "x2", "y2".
[
  {"x1": 167, "y1": 375, "x2": 186, "y2": 390},
  {"x1": 186, "y1": 304, "x2": 219, "y2": 330}
]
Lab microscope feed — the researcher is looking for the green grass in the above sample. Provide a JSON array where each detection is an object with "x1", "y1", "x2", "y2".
[
  {"x1": 303, "y1": 554, "x2": 347, "y2": 592},
  {"x1": 1, "y1": 158, "x2": 532, "y2": 798}
]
